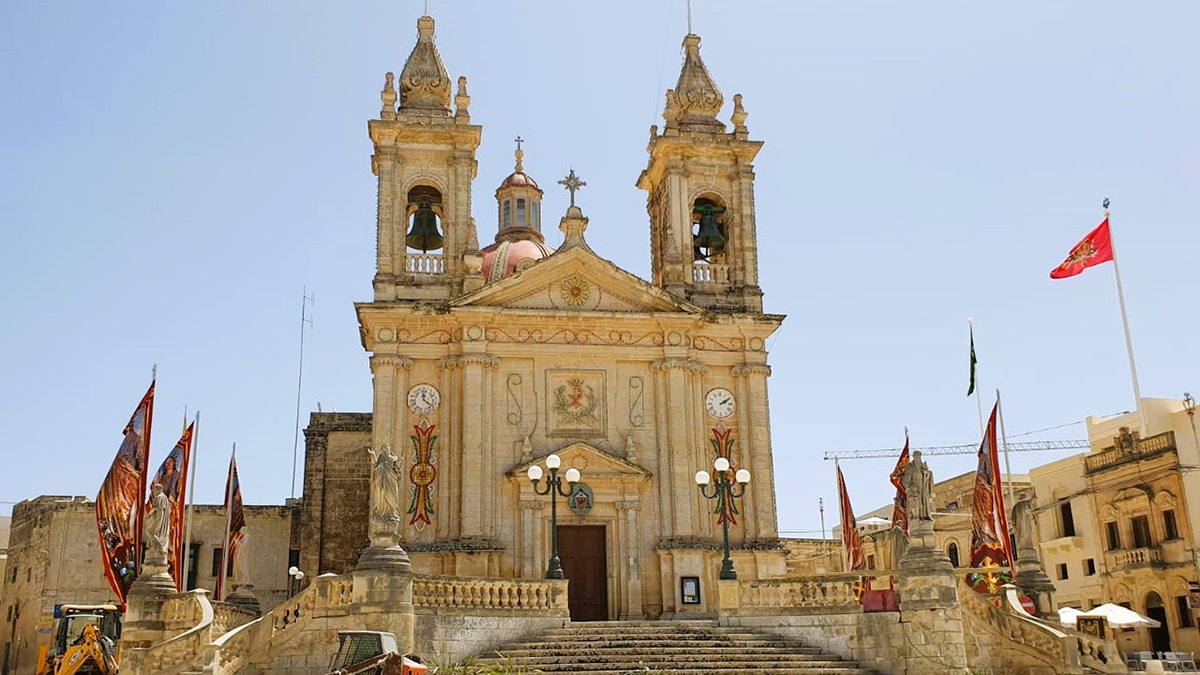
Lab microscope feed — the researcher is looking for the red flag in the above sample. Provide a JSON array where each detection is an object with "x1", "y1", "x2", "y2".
[
  {"x1": 1050, "y1": 218, "x2": 1114, "y2": 279},
  {"x1": 837, "y1": 465, "x2": 867, "y2": 573},
  {"x1": 147, "y1": 423, "x2": 193, "y2": 592},
  {"x1": 216, "y1": 452, "x2": 245, "y2": 601},
  {"x1": 95, "y1": 380, "x2": 155, "y2": 607},
  {"x1": 967, "y1": 402, "x2": 1015, "y2": 592},
  {"x1": 888, "y1": 435, "x2": 910, "y2": 536}
]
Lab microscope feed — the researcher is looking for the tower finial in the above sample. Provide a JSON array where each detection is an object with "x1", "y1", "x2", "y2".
[
  {"x1": 514, "y1": 135, "x2": 524, "y2": 173},
  {"x1": 558, "y1": 168, "x2": 586, "y2": 208},
  {"x1": 687, "y1": 0, "x2": 693, "y2": 34}
]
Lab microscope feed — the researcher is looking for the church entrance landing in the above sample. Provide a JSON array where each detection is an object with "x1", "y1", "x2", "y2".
[{"x1": 558, "y1": 525, "x2": 608, "y2": 621}]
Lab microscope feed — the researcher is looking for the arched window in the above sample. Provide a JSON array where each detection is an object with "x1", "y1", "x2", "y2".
[
  {"x1": 947, "y1": 542, "x2": 960, "y2": 567},
  {"x1": 691, "y1": 196, "x2": 727, "y2": 262}
]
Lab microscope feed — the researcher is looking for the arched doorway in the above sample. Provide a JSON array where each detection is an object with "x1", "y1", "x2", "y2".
[{"x1": 1145, "y1": 591, "x2": 1171, "y2": 653}]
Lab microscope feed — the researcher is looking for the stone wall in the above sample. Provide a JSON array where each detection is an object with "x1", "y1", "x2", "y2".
[{"x1": 298, "y1": 412, "x2": 372, "y2": 580}]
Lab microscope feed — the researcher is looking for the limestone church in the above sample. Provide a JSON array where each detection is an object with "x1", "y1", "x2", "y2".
[{"x1": 299, "y1": 13, "x2": 785, "y2": 622}]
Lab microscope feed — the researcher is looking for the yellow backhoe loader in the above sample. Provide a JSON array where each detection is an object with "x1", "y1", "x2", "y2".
[{"x1": 36, "y1": 604, "x2": 121, "y2": 675}]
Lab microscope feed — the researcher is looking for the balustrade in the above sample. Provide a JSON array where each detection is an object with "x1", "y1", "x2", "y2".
[
  {"x1": 411, "y1": 575, "x2": 567, "y2": 611},
  {"x1": 692, "y1": 263, "x2": 730, "y2": 284},
  {"x1": 406, "y1": 253, "x2": 444, "y2": 275}
]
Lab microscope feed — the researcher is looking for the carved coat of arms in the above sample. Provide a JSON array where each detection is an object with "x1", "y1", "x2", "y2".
[{"x1": 547, "y1": 370, "x2": 606, "y2": 437}]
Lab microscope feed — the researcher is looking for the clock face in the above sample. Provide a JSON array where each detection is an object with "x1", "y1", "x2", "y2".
[
  {"x1": 705, "y1": 387, "x2": 735, "y2": 419},
  {"x1": 407, "y1": 384, "x2": 440, "y2": 415}
]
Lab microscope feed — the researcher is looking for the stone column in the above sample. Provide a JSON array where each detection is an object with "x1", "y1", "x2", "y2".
[
  {"x1": 617, "y1": 500, "x2": 645, "y2": 619},
  {"x1": 652, "y1": 356, "x2": 705, "y2": 536},
  {"x1": 371, "y1": 355, "x2": 412, "y2": 461}
]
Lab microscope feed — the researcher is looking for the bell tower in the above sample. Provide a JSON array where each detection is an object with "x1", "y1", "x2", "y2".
[
  {"x1": 369, "y1": 15, "x2": 483, "y2": 302},
  {"x1": 637, "y1": 33, "x2": 764, "y2": 313}
]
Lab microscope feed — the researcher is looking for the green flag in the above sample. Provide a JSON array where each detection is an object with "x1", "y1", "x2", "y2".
[{"x1": 967, "y1": 325, "x2": 978, "y2": 396}]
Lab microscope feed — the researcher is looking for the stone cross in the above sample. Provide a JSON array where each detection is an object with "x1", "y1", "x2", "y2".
[{"x1": 558, "y1": 169, "x2": 586, "y2": 207}]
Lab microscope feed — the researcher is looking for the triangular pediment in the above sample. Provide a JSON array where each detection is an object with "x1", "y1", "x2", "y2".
[
  {"x1": 453, "y1": 246, "x2": 702, "y2": 315},
  {"x1": 508, "y1": 442, "x2": 652, "y2": 484}
]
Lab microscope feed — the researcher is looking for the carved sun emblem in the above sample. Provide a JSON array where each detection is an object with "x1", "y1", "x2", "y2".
[{"x1": 558, "y1": 274, "x2": 590, "y2": 307}]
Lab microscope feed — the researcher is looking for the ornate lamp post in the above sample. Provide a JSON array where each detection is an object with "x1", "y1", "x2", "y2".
[
  {"x1": 528, "y1": 454, "x2": 581, "y2": 579},
  {"x1": 695, "y1": 457, "x2": 751, "y2": 580},
  {"x1": 1185, "y1": 393, "x2": 1198, "y2": 454}
]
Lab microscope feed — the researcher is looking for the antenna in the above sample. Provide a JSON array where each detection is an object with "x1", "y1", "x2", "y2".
[
  {"x1": 291, "y1": 288, "x2": 314, "y2": 498},
  {"x1": 686, "y1": 0, "x2": 693, "y2": 34}
]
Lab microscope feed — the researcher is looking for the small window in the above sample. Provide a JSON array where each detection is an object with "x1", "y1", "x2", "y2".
[
  {"x1": 1131, "y1": 515, "x2": 1152, "y2": 549},
  {"x1": 516, "y1": 198, "x2": 526, "y2": 227},
  {"x1": 211, "y1": 547, "x2": 233, "y2": 578},
  {"x1": 948, "y1": 542, "x2": 960, "y2": 567},
  {"x1": 503, "y1": 200, "x2": 511, "y2": 229},
  {"x1": 532, "y1": 200, "x2": 541, "y2": 228},
  {"x1": 945, "y1": 501, "x2": 959, "y2": 511},
  {"x1": 1177, "y1": 596, "x2": 1195, "y2": 628},
  {"x1": 1060, "y1": 502, "x2": 1076, "y2": 537},
  {"x1": 1105, "y1": 521, "x2": 1121, "y2": 550},
  {"x1": 1084, "y1": 558, "x2": 1096, "y2": 576},
  {"x1": 867, "y1": 554, "x2": 876, "y2": 570},
  {"x1": 1057, "y1": 563, "x2": 1069, "y2": 580},
  {"x1": 1164, "y1": 509, "x2": 1179, "y2": 540}
]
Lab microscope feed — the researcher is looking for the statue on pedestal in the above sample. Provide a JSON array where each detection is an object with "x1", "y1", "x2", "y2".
[{"x1": 903, "y1": 451, "x2": 934, "y2": 521}]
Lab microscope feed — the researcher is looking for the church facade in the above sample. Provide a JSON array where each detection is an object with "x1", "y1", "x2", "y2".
[{"x1": 298, "y1": 15, "x2": 786, "y2": 622}]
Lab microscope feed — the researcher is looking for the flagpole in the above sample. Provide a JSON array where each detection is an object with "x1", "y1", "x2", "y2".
[
  {"x1": 219, "y1": 443, "x2": 236, "y2": 602},
  {"x1": 996, "y1": 389, "x2": 1014, "y2": 507},
  {"x1": 181, "y1": 411, "x2": 199, "y2": 593},
  {"x1": 1105, "y1": 202, "x2": 1147, "y2": 437},
  {"x1": 969, "y1": 318, "x2": 985, "y2": 437},
  {"x1": 137, "y1": 367, "x2": 157, "y2": 573}
]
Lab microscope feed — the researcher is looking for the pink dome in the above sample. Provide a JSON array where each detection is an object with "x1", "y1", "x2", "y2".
[
  {"x1": 498, "y1": 171, "x2": 539, "y2": 190},
  {"x1": 480, "y1": 238, "x2": 555, "y2": 282}
]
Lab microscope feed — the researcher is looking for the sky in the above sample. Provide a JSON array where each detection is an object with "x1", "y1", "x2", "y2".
[{"x1": 2, "y1": 2, "x2": 1198, "y2": 539}]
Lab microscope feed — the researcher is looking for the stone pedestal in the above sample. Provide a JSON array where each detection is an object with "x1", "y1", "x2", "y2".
[
  {"x1": 120, "y1": 562, "x2": 178, "y2": 650},
  {"x1": 356, "y1": 544, "x2": 413, "y2": 574},
  {"x1": 351, "y1": 568, "x2": 416, "y2": 653},
  {"x1": 897, "y1": 519, "x2": 968, "y2": 675},
  {"x1": 1014, "y1": 555, "x2": 1056, "y2": 618},
  {"x1": 225, "y1": 582, "x2": 263, "y2": 616}
]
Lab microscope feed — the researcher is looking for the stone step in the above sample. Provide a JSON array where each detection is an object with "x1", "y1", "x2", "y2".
[{"x1": 473, "y1": 620, "x2": 877, "y2": 674}]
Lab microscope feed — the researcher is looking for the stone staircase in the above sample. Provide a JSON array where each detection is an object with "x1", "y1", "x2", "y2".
[{"x1": 474, "y1": 620, "x2": 877, "y2": 674}]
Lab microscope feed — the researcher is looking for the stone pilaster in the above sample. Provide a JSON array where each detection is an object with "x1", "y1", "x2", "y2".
[
  {"x1": 520, "y1": 500, "x2": 544, "y2": 578},
  {"x1": 458, "y1": 351, "x2": 498, "y2": 538},
  {"x1": 732, "y1": 362, "x2": 775, "y2": 540},
  {"x1": 652, "y1": 356, "x2": 708, "y2": 537},
  {"x1": 617, "y1": 500, "x2": 645, "y2": 619}
]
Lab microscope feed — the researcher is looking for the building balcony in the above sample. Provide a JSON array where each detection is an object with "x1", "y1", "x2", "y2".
[
  {"x1": 1041, "y1": 535, "x2": 1084, "y2": 555},
  {"x1": 1084, "y1": 430, "x2": 1177, "y2": 475},
  {"x1": 1105, "y1": 547, "x2": 1162, "y2": 569}
]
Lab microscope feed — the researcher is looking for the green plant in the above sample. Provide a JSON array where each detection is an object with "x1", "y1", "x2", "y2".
[{"x1": 430, "y1": 653, "x2": 543, "y2": 675}]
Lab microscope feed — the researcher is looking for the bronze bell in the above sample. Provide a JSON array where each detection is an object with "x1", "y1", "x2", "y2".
[
  {"x1": 692, "y1": 209, "x2": 725, "y2": 258},
  {"x1": 406, "y1": 200, "x2": 443, "y2": 252}
]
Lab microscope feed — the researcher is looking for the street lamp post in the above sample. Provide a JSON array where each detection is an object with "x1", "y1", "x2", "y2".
[
  {"x1": 695, "y1": 457, "x2": 751, "y2": 580},
  {"x1": 528, "y1": 454, "x2": 581, "y2": 579},
  {"x1": 1185, "y1": 393, "x2": 1197, "y2": 452}
]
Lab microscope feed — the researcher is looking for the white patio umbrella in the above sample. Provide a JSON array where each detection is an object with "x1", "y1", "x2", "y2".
[
  {"x1": 1079, "y1": 603, "x2": 1162, "y2": 628},
  {"x1": 1057, "y1": 606, "x2": 1083, "y2": 627}
]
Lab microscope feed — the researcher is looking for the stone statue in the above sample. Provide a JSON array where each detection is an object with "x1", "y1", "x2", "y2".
[
  {"x1": 368, "y1": 444, "x2": 402, "y2": 538},
  {"x1": 144, "y1": 483, "x2": 171, "y2": 559},
  {"x1": 1011, "y1": 489, "x2": 1036, "y2": 554},
  {"x1": 903, "y1": 450, "x2": 934, "y2": 521}
]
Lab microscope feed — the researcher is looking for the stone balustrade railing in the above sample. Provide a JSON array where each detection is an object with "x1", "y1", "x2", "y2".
[
  {"x1": 412, "y1": 575, "x2": 569, "y2": 613},
  {"x1": 1085, "y1": 431, "x2": 1176, "y2": 473},
  {"x1": 124, "y1": 590, "x2": 215, "y2": 675},
  {"x1": 722, "y1": 574, "x2": 863, "y2": 615},
  {"x1": 406, "y1": 253, "x2": 444, "y2": 275},
  {"x1": 1106, "y1": 547, "x2": 1162, "y2": 568},
  {"x1": 692, "y1": 263, "x2": 730, "y2": 284}
]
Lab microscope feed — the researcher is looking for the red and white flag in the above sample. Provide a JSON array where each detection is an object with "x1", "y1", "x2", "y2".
[{"x1": 1050, "y1": 218, "x2": 1114, "y2": 279}]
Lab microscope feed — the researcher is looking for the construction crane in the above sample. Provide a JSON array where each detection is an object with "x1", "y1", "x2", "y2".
[{"x1": 823, "y1": 439, "x2": 1090, "y2": 461}]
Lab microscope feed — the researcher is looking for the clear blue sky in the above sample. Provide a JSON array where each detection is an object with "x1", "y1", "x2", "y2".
[{"x1": 2, "y1": 2, "x2": 1197, "y2": 538}]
